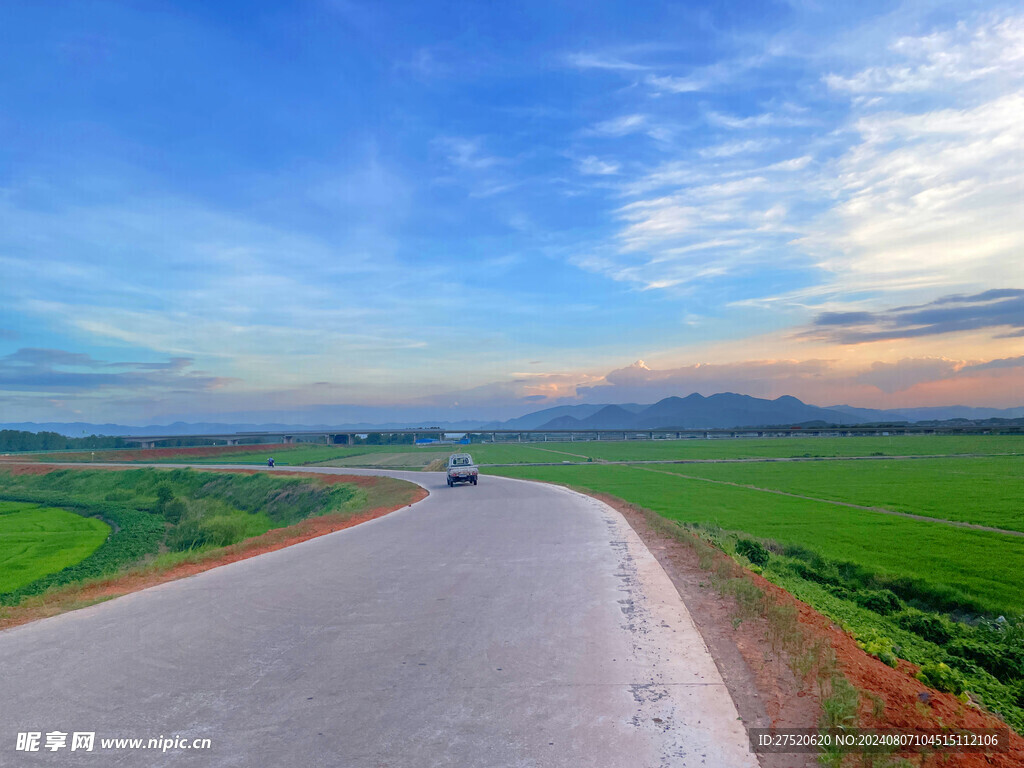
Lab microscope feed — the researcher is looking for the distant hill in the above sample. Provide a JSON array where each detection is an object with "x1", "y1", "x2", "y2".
[
  {"x1": 482, "y1": 403, "x2": 645, "y2": 430},
  {"x1": 827, "y1": 404, "x2": 1024, "y2": 423},
  {"x1": 538, "y1": 393, "x2": 874, "y2": 430},
  {"x1": 570, "y1": 404, "x2": 641, "y2": 429},
  {"x1": 6, "y1": 396, "x2": 1024, "y2": 438}
]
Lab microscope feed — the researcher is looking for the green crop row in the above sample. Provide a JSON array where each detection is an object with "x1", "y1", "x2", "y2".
[{"x1": 651, "y1": 455, "x2": 1024, "y2": 532}]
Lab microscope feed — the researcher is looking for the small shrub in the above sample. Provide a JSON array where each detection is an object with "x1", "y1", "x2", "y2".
[
  {"x1": 735, "y1": 538, "x2": 770, "y2": 566},
  {"x1": 947, "y1": 639, "x2": 1024, "y2": 683},
  {"x1": 764, "y1": 601, "x2": 801, "y2": 654},
  {"x1": 722, "y1": 577, "x2": 764, "y2": 621},
  {"x1": 154, "y1": 483, "x2": 173, "y2": 512},
  {"x1": 821, "y1": 673, "x2": 860, "y2": 728},
  {"x1": 855, "y1": 589, "x2": 904, "y2": 616},
  {"x1": 167, "y1": 519, "x2": 209, "y2": 551},
  {"x1": 897, "y1": 609, "x2": 953, "y2": 644},
  {"x1": 855, "y1": 630, "x2": 900, "y2": 668},
  {"x1": 198, "y1": 515, "x2": 251, "y2": 548},
  {"x1": 916, "y1": 662, "x2": 965, "y2": 695},
  {"x1": 163, "y1": 498, "x2": 187, "y2": 524}
]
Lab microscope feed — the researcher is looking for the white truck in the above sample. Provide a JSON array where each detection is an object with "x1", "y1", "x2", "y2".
[{"x1": 446, "y1": 453, "x2": 478, "y2": 487}]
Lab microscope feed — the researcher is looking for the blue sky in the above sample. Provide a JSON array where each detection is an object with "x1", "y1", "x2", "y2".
[{"x1": 1, "y1": 0, "x2": 1023, "y2": 425}]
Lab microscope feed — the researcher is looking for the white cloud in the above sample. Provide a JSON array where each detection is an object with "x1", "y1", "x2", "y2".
[
  {"x1": 706, "y1": 110, "x2": 815, "y2": 129},
  {"x1": 588, "y1": 114, "x2": 649, "y2": 136},
  {"x1": 767, "y1": 155, "x2": 813, "y2": 171},
  {"x1": 824, "y1": 15, "x2": 1024, "y2": 95},
  {"x1": 578, "y1": 156, "x2": 621, "y2": 175},
  {"x1": 565, "y1": 52, "x2": 649, "y2": 71},
  {"x1": 798, "y1": 87, "x2": 1024, "y2": 295},
  {"x1": 573, "y1": 12, "x2": 1024, "y2": 311},
  {"x1": 699, "y1": 139, "x2": 773, "y2": 159},
  {"x1": 855, "y1": 358, "x2": 960, "y2": 393},
  {"x1": 434, "y1": 136, "x2": 503, "y2": 170},
  {"x1": 645, "y1": 73, "x2": 706, "y2": 93}
]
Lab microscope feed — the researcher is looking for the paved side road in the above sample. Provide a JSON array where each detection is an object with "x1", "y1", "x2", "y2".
[{"x1": 0, "y1": 466, "x2": 757, "y2": 767}]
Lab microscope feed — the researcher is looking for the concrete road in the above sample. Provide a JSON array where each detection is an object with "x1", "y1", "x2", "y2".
[{"x1": 0, "y1": 467, "x2": 757, "y2": 767}]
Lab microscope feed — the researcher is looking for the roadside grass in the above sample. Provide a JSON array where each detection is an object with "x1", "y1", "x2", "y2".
[
  {"x1": 652, "y1": 455, "x2": 1024, "y2": 532},
  {"x1": 0, "y1": 502, "x2": 110, "y2": 592},
  {"x1": 626, "y1": 501, "x2": 910, "y2": 766},
  {"x1": 0, "y1": 472, "x2": 420, "y2": 628},
  {"x1": 168, "y1": 445, "x2": 402, "y2": 465},
  {"x1": 0, "y1": 467, "x2": 376, "y2": 606},
  {"x1": 7, "y1": 443, "x2": 312, "y2": 464},
  {"x1": 7, "y1": 443, "x2": 390, "y2": 466}
]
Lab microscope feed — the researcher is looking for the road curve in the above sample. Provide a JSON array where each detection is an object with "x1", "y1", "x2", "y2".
[{"x1": 0, "y1": 466, "x2": 756, "y2": 767}]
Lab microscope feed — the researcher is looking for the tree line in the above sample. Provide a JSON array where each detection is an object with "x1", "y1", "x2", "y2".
[{"x1": 0, "y1": 430, "x2": 126, "y2": 452}]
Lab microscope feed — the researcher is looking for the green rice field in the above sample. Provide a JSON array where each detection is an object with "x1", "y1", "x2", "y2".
[
  {"x1": 651, "y1": 455, "x2": 1024, "y2": 532},
  {"x1": 0, "y1": 501, "x2": 110, "y2": 593}
]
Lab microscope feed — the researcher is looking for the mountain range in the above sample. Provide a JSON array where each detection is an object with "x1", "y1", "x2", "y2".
[
  {"x1": 522, "y1": 393, "x2": 857, "y2": 430},
  {"x1": 4, "y1": 394, "x2": 1024, "y2": 437}
]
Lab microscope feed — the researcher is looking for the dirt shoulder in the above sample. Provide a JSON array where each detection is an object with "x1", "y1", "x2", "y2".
[
  {"x1": 585, "y1": 490, "x2": 1024, "y2": 768},
  {"x1": 0, "y1": 467, "x2": 426, "y2": 631}
]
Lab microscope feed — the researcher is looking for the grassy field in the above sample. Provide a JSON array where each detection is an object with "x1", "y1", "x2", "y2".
[
  {"x1": 476, "y1": 434, "x2": 1024, "y2": 462},
  {"x1": 293, "y1": 435, "x2": 1024, "y2": 468},
  {"x1": 8, "y1": 434, "x2": 1023, "y2": 468},
  {"x1": 0, "y1": 501, "x2": 110, "y2": 593},
  {"x1": 17, "y1": 443, "x2": 367, "y2": 465},
  {"x1": 0, "y1": 467, "x2": 382, "y2": 605},
  {"x1": 651, "y1": 455, "x2": 1024, "y2": 532},
  {"x1": 11, "y1": 442, "x2": 455, "y2": 466}
]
